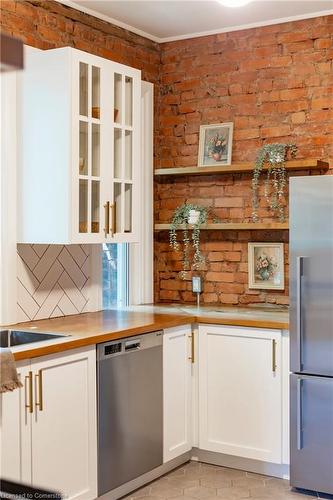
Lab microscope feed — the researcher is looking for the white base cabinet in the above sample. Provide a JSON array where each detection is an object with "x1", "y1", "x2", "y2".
[
  {"x1": 0, "y1": 346, "x2": 97, "y2": 500},
  {"x1": 163, "y1": 325, "x2": 192, "y2": 463},
  {"x1": 198, "y1": 325, "x2": 283, "y2": 464},
  {"x1": 0, "y1": 360, "x2": 31, "y2": 483}
]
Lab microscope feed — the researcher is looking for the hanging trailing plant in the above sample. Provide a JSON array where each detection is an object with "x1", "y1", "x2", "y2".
[
  {"x1": 169, "y1": 203, "x2": 219, "y2": 279},
  {"x1": 252, "y1": 143, "x2": 298, "y2": 223}
]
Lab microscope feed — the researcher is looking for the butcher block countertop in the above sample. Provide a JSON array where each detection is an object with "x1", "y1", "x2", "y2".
[{"x1": 7, "y1": 304, "x2": 289, "y2": 361}]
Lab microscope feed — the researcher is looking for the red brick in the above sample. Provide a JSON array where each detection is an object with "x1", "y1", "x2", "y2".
[
  {"x1": 214, "y1": 198, "x2": 243, "y2": 208},
  {"x1": 184, "y1": 134, "x2": 198, "y2": 145},
  {"x1": 219, "y1": 293, "x2": 239, "y2": 305},
  {"x1": 280, "y1": 88, "x2": 308, "y2": 101},
  {"x1": 206, "y1": 272, "x2": 234, "y2": 283},
  {"x1": 261, "y1": 125, "x2": 291, "y2": 138},
  {"x1": 311, "y1": 97, "x2": 332, "y2": 110},
  {"x1": 291, "y1": 112, "x2": 306, "y2": 124},
  {"x1": 314, "y1": 38, "x2": 332, "y2": 49}
]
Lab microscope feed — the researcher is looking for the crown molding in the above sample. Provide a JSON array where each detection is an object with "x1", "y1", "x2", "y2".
[
  {"x1": 56, "y1": 0, "x2": 160, "y2": 42},
  {"x1": 56, "y1": 1, "x2": 333, "y2": 44}
]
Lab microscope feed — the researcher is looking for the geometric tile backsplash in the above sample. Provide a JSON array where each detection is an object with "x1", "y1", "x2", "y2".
[{"x1": 17, "y1": 244, "x2": 91, "y2": 322}]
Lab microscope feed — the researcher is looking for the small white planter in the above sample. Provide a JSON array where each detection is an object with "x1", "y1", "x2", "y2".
[{"x1": 188, "y1": 209, "x2": 200, "y2": 225}]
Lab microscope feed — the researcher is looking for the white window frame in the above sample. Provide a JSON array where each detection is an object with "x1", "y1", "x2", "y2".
[{"x1": 130, "y1": 81, "x2": 154, "y2": 305}]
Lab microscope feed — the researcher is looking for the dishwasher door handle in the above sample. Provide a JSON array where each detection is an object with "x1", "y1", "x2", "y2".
[{"x1": 125, "y1": 340, "x2": 141, "y2": 351}]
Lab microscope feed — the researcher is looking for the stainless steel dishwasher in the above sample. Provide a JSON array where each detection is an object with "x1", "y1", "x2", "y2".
[{"x1": 97, "y1": 331, "x2": 163, "y2": 496}]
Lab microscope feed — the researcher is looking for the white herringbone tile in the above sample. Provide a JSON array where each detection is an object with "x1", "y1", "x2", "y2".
[
  {"x1": 17, "y1": 280, "x2": 40, "y2": 319},
  {"x1": 67, "y1": 245, "x2": 87, "y2": 268},
  {"x1": 58, "y1": 271, "x2": 87, "y2": 311},
  {"x1": 34, "y1": 283, "x2": 65, "y2": 320},
  {"x1": 17, "y1": 304, "x2": 31, "y2": 323},
  {"x1": 33, "y1": 260, "x2": 64, "y2": 306},
  {"x1": 17, "y1": 254, "x2": 39, "y2": 295},
  {"x1": 50, "y1": 306, "x2": 63, "y2": 318},
  {"x1": 32, "y1": 244, "x2": 48, "y2": 258},
  {"x1": 58, "y1": 247, "x2": 87, "y2": 289},
  {"x1": 17, "y1": 244, "x2": 91, "y2": 322},
  {"x1": 33, "y1": 245, "x2": 63, "y2": 282},
  {"x1": 58, "y1": 293, "x2": 79, "y2": 315},
  {"x1": 17, "y1": 244, "x2": 40, "y2": 271}
]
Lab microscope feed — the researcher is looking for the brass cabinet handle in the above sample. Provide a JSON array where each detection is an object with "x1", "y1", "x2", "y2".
[
  {"x1": 110, "y1": 202, "x2": 116, "y2": 235},
  {"x1": 104, "y1": 201, "x2": 110, "y2": 237},
  {"x1": 188, "y1": 331, "x2": 195, "y2": 364},
  {"x1": 272, "y1": 339, "x2": 277, "y2": 373},
  {"x1": 35, "y1": 370, "x2": 43, "y2": 411},
  {"x1": 25, "y1": 371, "x2": 33, "y2": 413}
]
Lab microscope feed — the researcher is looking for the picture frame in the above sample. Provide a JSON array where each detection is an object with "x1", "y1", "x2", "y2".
[
  {"x1": 198, "y1": 122, "x2": 233, "y2": 167},
  {"x1": 248, "y1": 242, "x2": 285, "y2": 290}
]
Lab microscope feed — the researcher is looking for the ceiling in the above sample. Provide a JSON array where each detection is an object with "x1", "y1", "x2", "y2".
[{"x1": 58, "y1": 0, "x2": 333, "y2": 42}]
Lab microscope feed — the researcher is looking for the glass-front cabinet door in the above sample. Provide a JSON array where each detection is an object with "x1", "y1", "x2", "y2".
[
  {"x1": 107, "y1": 65, "x2": 141, "y2": 243},
  {"x1": 74, "y1": 53, "x2": 107, "y2": 243},
  {"x1": 73, "y1": 52, "x2": 140, "y2": 243}
]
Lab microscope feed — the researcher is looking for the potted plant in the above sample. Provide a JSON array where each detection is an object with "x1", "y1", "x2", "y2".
[
  {"x1": 252, "y1": 143, "x2": 298, "y2": 222},
  {"x1": 169, "y1": 203, "x2": 218, "y2": 279}
]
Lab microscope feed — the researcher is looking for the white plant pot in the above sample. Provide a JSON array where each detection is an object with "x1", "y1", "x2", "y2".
[{"x1": 188, "y1": 209, "x2": 200, "y2": 225}]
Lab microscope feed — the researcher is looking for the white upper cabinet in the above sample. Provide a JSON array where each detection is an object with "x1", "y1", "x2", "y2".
[
  {"x1": 19, "y1": 47, "x2": 141, "y2": 244},
  {"x1": 199, "y1": 325, "x2": 282, "y2": 464}
]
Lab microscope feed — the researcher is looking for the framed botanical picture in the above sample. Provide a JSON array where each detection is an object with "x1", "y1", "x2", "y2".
[
  {"x1": 198, "y1": 122, "x2": 233, "y2": 167},
  {"x1": 248, "y1": 243, "x2": 285, "y2": 290}
]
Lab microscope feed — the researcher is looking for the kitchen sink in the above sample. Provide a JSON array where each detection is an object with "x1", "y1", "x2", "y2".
[{"x1": 0, "y1": 330, "x2": 69, "y2": 348}]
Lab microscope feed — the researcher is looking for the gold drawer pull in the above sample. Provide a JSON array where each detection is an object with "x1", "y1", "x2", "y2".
[
  {"x1": 110, "y1": 203, "x2": 116, "y2": 235},
  {"x1": 272, "y1": 339, "x2": 277, "y2": 373},
  {"x1": 35, "y1": 370, "x2": 43, "y2": 411},
  {"x1": 188, "y1": 331, "x2": 195, "y2": 364},
  {"x1": 104, "y1": 201, "x2": 110, "y2": 237},
  {"x1": 25, "y1": 371, "x2": 33, "y2": 413}
]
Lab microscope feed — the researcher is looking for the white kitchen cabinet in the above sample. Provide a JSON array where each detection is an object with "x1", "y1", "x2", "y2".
[
  {"x1": 0, "y1": 361, "x2": 31, "y2": 483},
  {"x1": 0, "y1": 346, "x2": 97, "y2": 500},
  {"x1": 163, "y1": 325, "x2": 193, "y2": 462},
  {"x1": 19, "y1": 46, "x2": 141, "y2": 244},
  {"x1": 282, "y1": 330, "x2": 290, "y2": 465},
  {"x1": 198, "y1": 325, "x2": 282, "y2": 464}
]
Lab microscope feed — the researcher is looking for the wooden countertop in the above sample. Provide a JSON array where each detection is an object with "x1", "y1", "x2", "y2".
[{"x1": 6, "y1": 305, "x2": 289, "y2": 361}]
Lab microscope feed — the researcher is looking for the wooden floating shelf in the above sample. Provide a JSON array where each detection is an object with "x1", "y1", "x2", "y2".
[
  {"x1": 155, "y1": 222, "x2": 289, "y2": 231},
  {"x1": 154, "y1": 159, "x2": 328, "y2": 177}
]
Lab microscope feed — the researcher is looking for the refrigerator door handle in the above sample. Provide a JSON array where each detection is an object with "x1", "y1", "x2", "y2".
[
  {"x1": 296, "y1": 256, "x2": 305, "y2": 371},
  {"x1": 296, "y1": 377, "x2": 303, "y2": 450}
]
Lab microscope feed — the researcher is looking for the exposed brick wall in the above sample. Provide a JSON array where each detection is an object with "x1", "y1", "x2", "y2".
[
  {"x1": 0, "y1": 0, "x2": 160, "y2": 83},
  {"x1": 1, "y1": 2, "x2": 332, "y2": 306},
  {"x1": 154, "y1": 15, "x2": 333, "y2": 306}
]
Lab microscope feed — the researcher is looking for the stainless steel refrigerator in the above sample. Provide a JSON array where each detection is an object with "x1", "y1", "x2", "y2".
[{"x1": 290, "y1": 175, "x2": 333, "y2": 495}]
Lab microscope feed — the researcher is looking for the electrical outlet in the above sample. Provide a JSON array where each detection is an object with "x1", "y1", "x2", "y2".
[{"x1": 192, "y1": 276, "x2": 202, "y2": 293}]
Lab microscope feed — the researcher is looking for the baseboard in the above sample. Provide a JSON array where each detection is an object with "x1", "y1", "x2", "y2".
[
  {"x1": 98, "y1": 452, "x2": 191, "y2": 500},
  {"x1": 98, "y1": 449, "x2": 290, "y2": 499},
  {"x1": 191, "y1": 448, "x2": 290, "y2": 480}
]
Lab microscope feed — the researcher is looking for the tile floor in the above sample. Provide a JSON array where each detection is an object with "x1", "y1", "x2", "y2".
[{"x1": 124, "y1": 461, "x2": 320, "y2": 500}]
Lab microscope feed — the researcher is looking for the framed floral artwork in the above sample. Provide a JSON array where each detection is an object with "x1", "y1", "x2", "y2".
[
  {"x1": 248, "y1": 243, "x2": 285, "y2": 290},
  {"x1": 198, "y1": 122, "x2": 233, "y2": 167}
]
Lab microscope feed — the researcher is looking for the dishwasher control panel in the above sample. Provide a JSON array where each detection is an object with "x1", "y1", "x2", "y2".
[
  {"x1": 104, "y1": 343, "x2": 122, "y2": 356},
  {"x1": 98, "y1": 331, "x2": 163, "y2": 360}
]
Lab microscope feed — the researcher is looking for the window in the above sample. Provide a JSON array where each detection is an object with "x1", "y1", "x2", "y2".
[{"x1": 102, "y1": 243, "x2": 129, "y2": 309}]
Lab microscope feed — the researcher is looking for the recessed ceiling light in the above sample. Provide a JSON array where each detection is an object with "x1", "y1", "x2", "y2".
[{"x1": 217, "y1": 0, "x2": 253, "y2": 7}]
